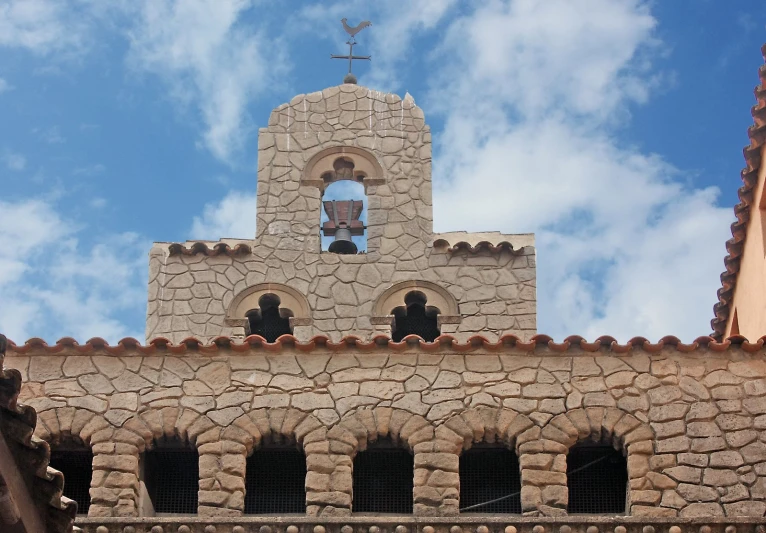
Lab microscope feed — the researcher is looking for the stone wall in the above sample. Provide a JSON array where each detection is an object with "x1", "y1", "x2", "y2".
[
  {"x1": 7, "y1": 343, "x2": 766, "y2": 519},
  {"x1": 145, "y1": 244, "x2": 536, "y2": 344}
]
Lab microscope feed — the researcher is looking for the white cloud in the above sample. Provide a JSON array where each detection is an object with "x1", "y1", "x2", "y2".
[
  {"x1": 422, "y1": 0, "x2": 730, "y2": 341},
  {"x1": 0, "y1": 0, "x2": 90, "y2": 56},
  {"x1": 190, "y1": 191, "x2": 257, "y2": 239},
  {"x1": 125, "y1": 0, "x2": 288, "y2": 163},
  {"x1": 0, "y1": 198, "x2": 146, "y2": 343},
  {"x1": 2, "y1": 150, "x2": 26, "y2": 171},
  {"x1": 0, "y1": 78, "x2": 10, "y2": 94},
  {"x1": 73, "y1": 163, "x2": 105, "y2": 176}
]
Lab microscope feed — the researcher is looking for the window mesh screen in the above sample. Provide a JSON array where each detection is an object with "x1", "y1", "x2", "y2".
[
  {"x1": 249, "y1": 306, "x2": 292, "y2": 342},
  {"x1": 353, "y1": 442, "x2": 413, "y2": 513},
  {"x1": 245, "y1": 448, "x2": 306, "y2": 514},
  {"x1": 49, "y1": 448, "x2": 93, "y2": 515},
  {"x1": 459, "y1": 446, "x2": 521, "y2": 513},
  {"x1": 144, "y1": 445, "x2": 199, "y2": 514},
  {"x1": 567, "y1": 443, "x2": 627, "y2": 514},
  {"x1": 392, "y1": 306, "x2": 440, "y2": 342}
]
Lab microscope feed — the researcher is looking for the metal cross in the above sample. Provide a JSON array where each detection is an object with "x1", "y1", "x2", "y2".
[{"x1": 331, "y1": 39, "x2": 371, "y2": 75}]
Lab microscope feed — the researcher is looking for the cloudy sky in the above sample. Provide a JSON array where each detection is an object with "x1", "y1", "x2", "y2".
[{"x1": 0, "y1": 0, "x2": 764, "y2": 343}]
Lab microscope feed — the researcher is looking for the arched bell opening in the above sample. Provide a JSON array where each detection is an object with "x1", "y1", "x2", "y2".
[
  {"x1": 391, "y1": 290, "x2": 441, "y2": 342},
  {"x1": 246, "y1": 293, "x2": 294, "y2": 342},
  {"x1": 321, "y1": 171, "x2": 367, "y2": 254}
]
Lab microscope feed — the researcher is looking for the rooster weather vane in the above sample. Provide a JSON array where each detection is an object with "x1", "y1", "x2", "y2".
[{"x1": 331, "y1": 18, "x2": 372, "y2": 84}]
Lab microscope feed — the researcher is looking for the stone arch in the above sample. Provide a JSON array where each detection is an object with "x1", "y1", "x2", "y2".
[
  {"x1": 303, "y1": 146, "x2": 385, "y2": 193},
  {"x1": 226, "y1": 283, "x2": 310, "y2": 326},
  {"x1": 229, "y1": 407, "x2": 324, "y2": 455},
  {"x1": 442, "y1": 406, "x2": 535, "y2": 454},
  {"x1": 535, "y1": 407, "x2": 656, "y2": 516},
  {"x1": 373, "y1": 280, "x2": 459, "y2": 318},
  {"x1": 33, "y1": 406, "x2": 113, "y2": 447}
]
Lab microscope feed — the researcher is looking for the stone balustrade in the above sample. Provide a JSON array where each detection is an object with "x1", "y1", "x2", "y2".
[{"x1": 72, "y1": 517, "x2": 766, "y2": 533}]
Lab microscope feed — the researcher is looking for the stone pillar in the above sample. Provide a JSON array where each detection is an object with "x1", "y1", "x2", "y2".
[
  {"x1": 198, "y1": 428, "x2": 245, "y2": 517},
  {"x1": 413, "y1": 445, "x2": 460, "y2": 515},
  {"x1": 89, "y1": 424, "x2": 142, "y2": 518}
]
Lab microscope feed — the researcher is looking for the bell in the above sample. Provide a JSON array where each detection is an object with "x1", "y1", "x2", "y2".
[
  {"x1": 322, "y1": 200, "x2": 365, "y2": 255},
  {"x1": 329, "y1": 227, "x2": 358, "y2": 254}
]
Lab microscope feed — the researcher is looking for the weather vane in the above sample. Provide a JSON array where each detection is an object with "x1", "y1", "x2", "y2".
[{"x1": 331, "y1": 18, "x2": 372, "y2": 84}]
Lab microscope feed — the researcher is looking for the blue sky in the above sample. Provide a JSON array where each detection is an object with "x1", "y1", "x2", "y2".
[{"x1": 0, "y1": 0, "x2": 764, "y2": 343}]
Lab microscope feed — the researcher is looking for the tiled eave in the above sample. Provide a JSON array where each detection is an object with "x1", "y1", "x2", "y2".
[
  {"x1": 712, "y1": 43, "x2": 766, "y2": 339},
  {"x1": 166, "y1": 242, "x2": 253, "y2": 256},
  {"x1": 6, "y1": 333, "x2": 766, "y2": 356},
  {"x1": 433, "y1": 239, "x2": 529, "y2": 254}
]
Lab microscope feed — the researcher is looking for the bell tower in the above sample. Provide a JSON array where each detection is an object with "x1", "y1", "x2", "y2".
[{"x1": 254, "y1": 85, "x2": 433, "y2": 260}]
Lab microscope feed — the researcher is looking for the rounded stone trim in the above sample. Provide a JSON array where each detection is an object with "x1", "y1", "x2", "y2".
[
  {"x1": 443, "y1": 406, "x2": 535, "y2": 453},
  {"x1": 303, "y1": 146, "x2": 385, "y2": 192},
  {"x1": 226, "y1": 283, "x2": 311, "y2": 326},
  {"x1": 372, "y1": 280, "x2": 459, "y2": 317}
]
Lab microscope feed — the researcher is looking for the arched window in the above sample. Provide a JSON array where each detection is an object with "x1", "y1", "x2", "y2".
[
  {"x1": 142, "y1": 437, "x2": 199, "y2": 515},
  {"x1": 245, "y1": 444, "x2": 306, "y2": 514},
  {"x1": 391, "y1": 291, "x2": 441, "y2": 342},
  {"x1": 49, "y1": 443, "x2": 93, "y2": 515},
  {"x1": 246, "y1": 294, "x2": 293, "y2": 342},
  {"x1": 567, "y1": 442, "x2": 627, "y2": 514},
  {"x1": 353, "y1": 438, "x2": 413, "y2": 514},
  {"x1": 459, "y1": 445, "x2": 521, "y2": 514}
]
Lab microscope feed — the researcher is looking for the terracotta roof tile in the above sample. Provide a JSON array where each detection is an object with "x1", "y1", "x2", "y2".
[
  {"x1": 0, "y1": 335, "x2": 76, "y2": 532},
  {"x1": 4, "y1": 333, "x2": 765, "y2": 355},
  {"x1": 712, "y1": 43, "x2": 766, "y2": 339},
  {"x1": 167, "y1": 242, "x2": 252, "y2": 256},
  {"x1": 432, "y1": 238, "x2": 528, "y2": 254}
]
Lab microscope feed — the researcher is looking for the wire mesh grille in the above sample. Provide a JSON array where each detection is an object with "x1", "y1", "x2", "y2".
[
  {"x1": 49, "y1": 449, "x2": 92, "y2": 515},
  {"x1": 249, "y1": 306, "x2": 292, "y2": 342},
  {"x1": 144, "y1": 446, "x2": 199, "y2": 514},
  {"x1": 392, "y1": 306, "x2": 440, "y2": 342},
  {"x1": 567, "y1": 443, "x2": 627, "y2": 514},
  {"x1": 353, "y1": 444, "x2": 413, "y2": 513},
  {"x1": 245, "y1": 448, "x2": 306, "y2": 514},
  {"x1": 459, "y1": 446, "x2": 521, "y2": 513}
]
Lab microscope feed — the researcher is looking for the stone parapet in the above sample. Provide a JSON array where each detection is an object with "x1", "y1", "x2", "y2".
[{"x1": 72, "y1": 516, "x2": 766, "y2": 533}]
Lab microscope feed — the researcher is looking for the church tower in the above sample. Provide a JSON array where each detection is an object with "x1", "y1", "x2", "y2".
[{"x1": 145, "y1": 84, "x2": 537, "y2": 344}]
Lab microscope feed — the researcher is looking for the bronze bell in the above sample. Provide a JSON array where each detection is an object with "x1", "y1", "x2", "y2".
[{"x1": 322, "y1": 200, "x2": 365, "y2": 254}]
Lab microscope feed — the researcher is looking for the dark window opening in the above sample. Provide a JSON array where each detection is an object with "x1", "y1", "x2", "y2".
[
  {"x1": 392, "y1": 291, "x2": 441, "y2": 342},
  {"x1": 567, "y1": 443, "x2": 627, "y2": 514},
  {"x1": 353, "y1": 438, "x2": 413, "y2": 514},
  {"x1": 245, "y1": 447, "x2": 306, "y2": 514},
  {"x1": 459, "y1": 445, "x2": 521, "y2": 514},
  {"x1": 49, "y1": 446, "x2": 93, "y2": 515},
  {"x1": 246, "y1": 294, "x2": 293, "y2": 342},
  {"x1": 144, "y1": 438, "x2": 199, "y2": 514}
]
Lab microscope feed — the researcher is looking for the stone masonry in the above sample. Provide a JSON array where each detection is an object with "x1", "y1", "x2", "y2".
[
  {"x1": 7, "y1": 341, "x2": 766, "y2": 520},
  {"x1": 145, "y1": 84, "x2": 536, "y2": 344}
]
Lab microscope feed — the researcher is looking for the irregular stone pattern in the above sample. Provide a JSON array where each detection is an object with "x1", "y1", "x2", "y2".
[
  {"x1": 145, "y1": 84, "x2": 536, "y2": 343},
  {"x1": 8, "y1": 347, "x2": 766, "y2": 519}
]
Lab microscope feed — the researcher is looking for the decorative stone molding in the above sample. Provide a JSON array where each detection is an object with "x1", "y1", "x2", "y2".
[
  {"x1": 226, "y1": 284, "x2": 313, "y2": 340},
  {"x1": 302, "y1": 146, "x2": 386, "y2": 192},
  {"x1": 373, "y1": 281, "x2": 459, "y2": 318}
]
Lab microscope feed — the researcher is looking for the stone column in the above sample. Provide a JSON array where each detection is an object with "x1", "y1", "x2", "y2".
[
  {"x1": 89, "y1": 424, "x2": 142, "y2": 518},
  {"x1": 413, "y1": 444, "x2": 460, "y2": 515},
  {"x1": 198, "y1": 430, "x2": 245, "y2": 517}
]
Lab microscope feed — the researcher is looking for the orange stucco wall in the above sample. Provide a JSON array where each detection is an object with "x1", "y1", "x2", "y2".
[{"x1": 727, "y1": 144, "x2": 766, "y2": 339}]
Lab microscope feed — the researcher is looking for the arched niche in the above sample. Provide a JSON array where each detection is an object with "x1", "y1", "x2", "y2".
[
  {"x1": 372, "y1": 280, "x2": 459, "y2": 318},
  {"x1": 225, "y1": 283, "x2": 311, "y2": 331},
  {"x1": 302, "y1": 146, "x2": 385, "y2": 192}
]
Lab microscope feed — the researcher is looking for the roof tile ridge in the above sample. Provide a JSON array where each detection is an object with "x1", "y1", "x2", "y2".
[{"x1": 712, "y1": 42, "x2": 766, "y2": 338}]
